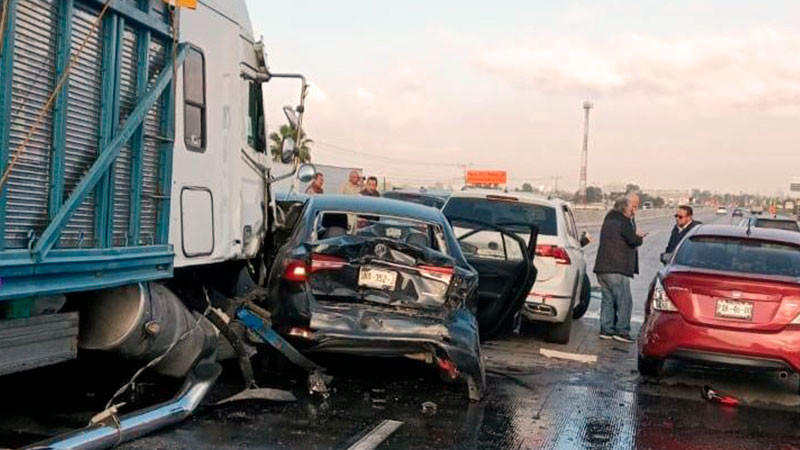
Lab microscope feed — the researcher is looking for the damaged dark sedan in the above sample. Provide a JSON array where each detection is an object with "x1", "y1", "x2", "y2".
[{"x1": 266, "y1": 195, "x2": 537, "y2": 400}]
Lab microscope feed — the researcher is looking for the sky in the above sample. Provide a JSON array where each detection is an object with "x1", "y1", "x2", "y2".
[{"x1": 244, "y1": 0, "x2": 800, "y2": 195}]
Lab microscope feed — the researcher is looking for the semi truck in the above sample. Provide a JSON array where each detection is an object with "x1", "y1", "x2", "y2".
[{"x1": 0, "y1": 0, "x2": 314, "y2": 447}]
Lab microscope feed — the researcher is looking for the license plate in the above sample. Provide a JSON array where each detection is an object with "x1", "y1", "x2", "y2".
[
  {"x1": 358, "y1": 268, "x2": 397, "y2": 290},
  {"x1": 715, "y1": 299, "x2": 753, "y2": 320}
]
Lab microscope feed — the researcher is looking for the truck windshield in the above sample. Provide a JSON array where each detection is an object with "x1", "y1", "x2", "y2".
[{"x1": 674, "y1": 236, "x2": 800, "y2": 278}]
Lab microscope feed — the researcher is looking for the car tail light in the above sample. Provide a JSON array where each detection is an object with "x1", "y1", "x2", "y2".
[
  {"x1": 652, "y1": 278, "x2": 678, "y2": 312},
  {"x1": 417, "y1": 265, "x2": 454, "y2": 283},
  {"x1": 283, "y1": 260, "x2": 308, "y2": 282},
  {"x1": 536, "y1": 245, "x2": 571, "y2": 265},
  {"x1": 311, "y1": 254, "x2": 347, "y2": 272}
]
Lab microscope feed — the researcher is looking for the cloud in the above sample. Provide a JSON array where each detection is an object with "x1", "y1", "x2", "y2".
[{"x1": 475, "y1": 28, "x2": 800, "y2": 112}]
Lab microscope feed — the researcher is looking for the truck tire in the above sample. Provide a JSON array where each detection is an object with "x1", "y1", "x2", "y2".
[
  {"x1": 546, "y1": 309, "x2": 572, "y2": 344},
  {"x1": 572, "y1": 274, "x2": 592, "y2": 319},
  {"x1": 637, "y1": 354, "x2": 663, "y2": 377}
]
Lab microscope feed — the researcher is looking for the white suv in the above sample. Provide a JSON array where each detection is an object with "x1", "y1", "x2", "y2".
[{"x1": 442, "y1": 191, "x2": 591, "y2": 344}]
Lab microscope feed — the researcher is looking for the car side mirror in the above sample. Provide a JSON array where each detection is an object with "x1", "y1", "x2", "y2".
[
  {"x1": 488, "y1": 241, "x2": 499, "y2": 251},
  {"x1": 660, "y1": 252, "x2": 672, "y2": 265},
  {"x1": 579, "y1": 231, "x2": 591, "y2": 248}
]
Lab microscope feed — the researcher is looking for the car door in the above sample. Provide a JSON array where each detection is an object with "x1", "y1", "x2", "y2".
[{"x1": 448, "y1": 217, "x2": 538, "y2": 339}]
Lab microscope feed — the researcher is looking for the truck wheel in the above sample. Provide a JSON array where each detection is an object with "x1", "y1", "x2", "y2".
[
  {"x1": 546, "y1": 309, "x2": 572, "y2": 344},
  {"x1": 637, "y1": 354, "x2": 663, "y2": 377},
  {"x1": 572, "y1": 274, "x2": 592, "y2": 319}
]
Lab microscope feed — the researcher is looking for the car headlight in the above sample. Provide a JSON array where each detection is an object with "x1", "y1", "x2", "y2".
[{"x1": 652, "y1": 278, "x2": 678, "y2": 312}]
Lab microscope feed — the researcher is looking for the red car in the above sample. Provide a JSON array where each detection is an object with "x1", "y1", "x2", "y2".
[{"x1": 639, "y1": 224, "x2": 800, "y2": 382}]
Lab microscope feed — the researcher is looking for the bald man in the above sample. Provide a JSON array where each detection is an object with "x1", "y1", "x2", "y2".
[{"x1": 339, "y1": 170, "x2": 363, "y2": 195}]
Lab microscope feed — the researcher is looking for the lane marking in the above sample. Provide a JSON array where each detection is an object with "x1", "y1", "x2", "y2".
[
  {"x1": 583, "y1": 311, "x2": 644, "y2": 324},
  {"x1": 347, "y1": 420, "x2": 404, "y2": 450},
  {"x1": 539, "y1": 348, "x2": 598, "y2": 364}
]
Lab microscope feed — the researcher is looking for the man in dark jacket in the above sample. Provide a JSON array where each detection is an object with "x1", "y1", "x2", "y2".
[
  {"x1": 665, "y1": 205, "x2": 700, "y2": 254},
  {"x1": 594, "y1": 196, "x2": 645, "y2": 342}
]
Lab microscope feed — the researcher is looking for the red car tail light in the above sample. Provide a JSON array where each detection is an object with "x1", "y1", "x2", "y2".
[
  {"x1": 536, "y1": 245, "x2": 571, "y2": 265},
  {"x1": 283, "y1": 260, "x2": 309, "y2": 282},
  {"x1": 311, "y1": 254, "x2": 347, "y2": 272},
  {"x1": 652, "y1": 278, "x2": 678, "y2": 312}
]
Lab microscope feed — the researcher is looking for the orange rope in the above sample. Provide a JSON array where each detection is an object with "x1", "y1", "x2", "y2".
[{"x1": 0, "y1": 0, "x2": 114, "y2": 192}]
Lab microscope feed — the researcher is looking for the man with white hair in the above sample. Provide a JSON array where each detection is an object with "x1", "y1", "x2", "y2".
[
  {"x1": 339, "y1": 170, "x2": 363, "y2": 195},
  {"x1": 593, "y1": 195, "x2": 647, "y2": 343}
]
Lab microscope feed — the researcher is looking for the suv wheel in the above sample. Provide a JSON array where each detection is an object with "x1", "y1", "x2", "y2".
[
  {"x1": 546, "y1": 308, "x2": 573, "y2": 344},
  {"x1": 572, "y1": 274, "x2": 591, "y2": 319}
]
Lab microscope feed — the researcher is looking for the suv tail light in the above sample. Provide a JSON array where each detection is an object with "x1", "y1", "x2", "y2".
[
  {"x1": 536, "y1": 245, "x2": 571, "y2": 265},
  {"x1": 652, "y1": 278, "x2": 678, "y2": 312}
]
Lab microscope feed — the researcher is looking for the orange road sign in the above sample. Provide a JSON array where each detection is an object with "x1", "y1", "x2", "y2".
[
  {"x1": 466, "y1": 170, "x2": 507, "y2": 185},
  {"x1": 163, "y1": 0, "x2": 197, "y2": 9}
]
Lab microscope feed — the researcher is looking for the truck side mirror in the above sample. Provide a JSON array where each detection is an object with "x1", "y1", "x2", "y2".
[
  {"x1": 283, "y1": 105, "x2": 299, "y2": 129},
  {"x1": 297, "y1": 164, "x2": 316, "y2": 183},
  {"x1": 280, "y1": 137, "x2": 297, "y2": 164},
  {"x1": 660, "y1": 252, "x2": 672, "y2": 265}
]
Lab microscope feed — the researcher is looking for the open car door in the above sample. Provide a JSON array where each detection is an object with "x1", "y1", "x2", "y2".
[{"x1": 448, "y1": 217, "x2": 538, "y2": 339}]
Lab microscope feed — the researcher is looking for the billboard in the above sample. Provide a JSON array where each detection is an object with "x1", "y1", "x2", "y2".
[
  {"x1": 466, "y1": 170, "x2": 507, "y2": 185},
  {"x1": 791, "y1": 178, "x2": 800, "y2": 199}
]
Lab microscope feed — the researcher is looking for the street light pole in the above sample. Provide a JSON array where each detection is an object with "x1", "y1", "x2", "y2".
[{"x1": 579, "y1": 100, "x2": 593, "y2": 205}]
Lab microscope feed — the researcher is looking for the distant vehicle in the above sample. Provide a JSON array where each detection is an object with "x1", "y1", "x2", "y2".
[
  {"x1": 732, "y1": 208, "x2": 744, "y2": 217},
  {"x1": 751, "y1": 206, "x2": 765, "y2": 215},
  {"x1": 267, "y1": 195, "x2": 538, "y2": 400},
  {"x1": 642, "y1": 201, "x2": 654, "y2": 210},
  {"x1": 750, "y1": 216, "x2": 800, "y2": 233},
  {"x1": 716, "y1": 206, "x2": 728, "y2": 215},
  {"x1": 442, "y1": 191, "x2": 591, "y2": 344},
  {"x1": 383, "y1": 189, "x2": 451, "y2": 209},
  {"x1": 640, "y1": 225, "x2": 800, "y2": 380}
]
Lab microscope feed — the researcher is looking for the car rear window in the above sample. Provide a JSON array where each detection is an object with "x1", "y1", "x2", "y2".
[
  {"x1": 443, "y1": 197, "x2": 557, "y2": 235},
  {"x1": 674, "y1": 236, "x2": 800, "y2": 277},
  {"x1": 754, "y1": 219, "x2": 800, "y2": 232},
  {"x1": 383, "y1": 192, "x2": 446, "y2": 209},
  {"x1": 312, "y1": 211, "x2": 448, "y2": 254}
]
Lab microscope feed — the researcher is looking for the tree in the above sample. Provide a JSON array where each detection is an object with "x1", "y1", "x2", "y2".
[
  {"x1": 269, "y1": 124, "x2": 313, "y2": 163},
  {"x1": 626, "y1": 183, "x2": 640, "y2": 194},
  {"x1": 521, "y1": 183, "x2": 534, "y2": 193},
  {"x1": 585, "y1": 186, "x2": 603, "y2": 203}
]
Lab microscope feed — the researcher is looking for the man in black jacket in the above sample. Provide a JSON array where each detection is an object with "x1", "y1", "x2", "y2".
[
  {"x1": 594, "y1": 196, "x2": 646, "y2": 342},
  {"x1": 665, "y1": 205, "x2": 700, "y2": 254}
]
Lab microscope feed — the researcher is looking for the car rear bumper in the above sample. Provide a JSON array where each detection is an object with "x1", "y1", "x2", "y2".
[
  {"x1": 290, "y1": 303, "x2": 486, "y2": 400},
  {"x1": 522, "y1": 294, "x2": 572, "y2": 323},
  {"x1": 639, "y1": 311, "x2": 800, "y2": 372}
]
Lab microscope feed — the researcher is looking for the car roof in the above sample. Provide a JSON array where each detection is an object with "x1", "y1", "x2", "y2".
[
  {"x1": 307, "y1": 194, "x2": 447, "y2": 223},
  {"x1": 448, "y1": 189, "x2": 564, "y2": 208},
  {"x1": 691, "y1": 224, "x2": 800, "y2": 246},
  {"x1": 754, "y1": 215, "x2": 797, "y2": 222}
]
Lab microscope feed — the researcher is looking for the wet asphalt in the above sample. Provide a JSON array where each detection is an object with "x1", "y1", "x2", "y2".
[
  {"x1": 117, "y1": 212, "x2": 800, "y2": 450},
  {"x1": 4, "y1": 212, "x2": 800, "y2": 449}
]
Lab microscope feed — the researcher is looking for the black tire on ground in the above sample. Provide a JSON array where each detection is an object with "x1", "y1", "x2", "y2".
[
  {"x1": 637, "y1": 354, "x2": 664, "y2": 377},
  {"x1": 546, "y1": 309, "x2": 573, "y2": 344},
  {"x1": 573, "y1": 274, "x2": 592, "y2": 319}
]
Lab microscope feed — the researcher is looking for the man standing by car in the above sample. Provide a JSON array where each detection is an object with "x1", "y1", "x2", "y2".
[
  {"x1": 305, "y1": 173, "x2": 325, "y2": 195},
  {"x1": 594, "y1": 197, "x2": 646, "y2": 343},
  {"x1": 361, "y1": 176, "x2": 381, "y2": 197},
  {"x1": 665, "y1": 205, "x2": 700, "y2": 254},
  {"x1": 339, "y1": 170, "x2": 363, "y2": 195}
]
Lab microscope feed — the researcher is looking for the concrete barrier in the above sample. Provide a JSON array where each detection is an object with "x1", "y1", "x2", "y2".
[{"x1": 574, "y1": 208, "x2": 711, "y2": 227}]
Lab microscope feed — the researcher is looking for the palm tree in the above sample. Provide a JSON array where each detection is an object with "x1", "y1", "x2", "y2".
[{"x1": 269, "y1": 124, "x2": 313, "y2": 163}]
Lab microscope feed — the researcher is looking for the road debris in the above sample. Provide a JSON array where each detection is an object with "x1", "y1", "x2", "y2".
[
  {"x1": 702, "y1": 385, "x2": 740, "y2": 407},
  {"x1": 215, "y1": 388, "x2": 297, "y2": 405},
  {"x1": 539, "y1": 348, "x2": 598, "y2": 364},
  {"x1": 421, "y1": 401, "x2": 438, "y2": 415},
  {"x1": 309, "y1": 371, "x2": 333, "y2": 399}
]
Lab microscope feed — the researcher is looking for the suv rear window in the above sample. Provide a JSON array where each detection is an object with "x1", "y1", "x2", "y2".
[
  {"x1": 443, "y1": 197, "x2": 557, "y2": 235},
  {"x1": 674, "y1": 236, "x2": 800, "y2": 277},
  {"x1": 754, "y1": 219, "x2": 800, "y2": 232}
]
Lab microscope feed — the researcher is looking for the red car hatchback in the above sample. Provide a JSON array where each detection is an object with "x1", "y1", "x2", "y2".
[{"x1": 639, "y1": 224, "x2": 800, "y2": 383}]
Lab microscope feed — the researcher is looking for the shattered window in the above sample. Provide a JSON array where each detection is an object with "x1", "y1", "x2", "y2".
[
  {"x1": 453, "y1": 227, "x2": 524, "y2": 261},
  {"x1": 312, "y1": 211, "x2": 448, "y2": 255}
]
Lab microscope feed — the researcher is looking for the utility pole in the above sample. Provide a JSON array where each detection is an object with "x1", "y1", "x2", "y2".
[
  {"x1": 579, "y1": 100, "x2": 593, "y2": 205},
  {"x1": 552, "y1": 176, "x2": 562, "y2": 194}
]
